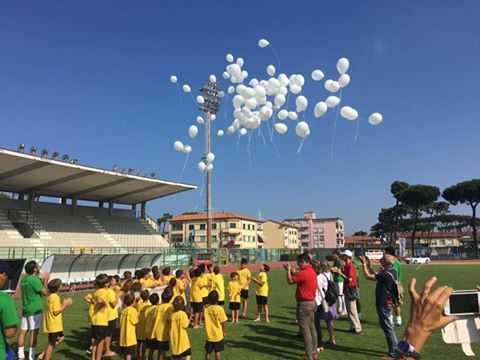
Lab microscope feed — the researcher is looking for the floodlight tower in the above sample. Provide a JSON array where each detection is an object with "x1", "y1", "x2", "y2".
[{"x1": 199, "y1": 79, "x2": 221, "y2": 249}]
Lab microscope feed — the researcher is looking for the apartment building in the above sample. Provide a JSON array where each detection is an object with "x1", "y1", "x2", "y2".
[{"x1": 262, "y1": 220, "x2": 300, "y2": 249}]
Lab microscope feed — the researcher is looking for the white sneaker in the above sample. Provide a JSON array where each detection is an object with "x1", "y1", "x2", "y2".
[{"x1": 395, "y1": 316, "x2": 402, "y2": 326}]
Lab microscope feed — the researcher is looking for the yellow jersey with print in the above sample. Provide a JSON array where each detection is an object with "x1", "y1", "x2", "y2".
[
  {"x1": 173, "y1": 279, "x2": 186, "y2": 304},
  {"x1": 228, "y1": 281, "x2": 241, "y2": 303},
  {"x1": 154, "y1": 303, "x2": 173, "y2": 341},
  {"x1": 91, "y1": 288, "x2": 111, "y2": 326},
  {"x1": 144, "y1": 304, "x2": 158, "y2": 340},
  {"x1": 162, "y1": 274, "x2": 173, "y2": 286},
  {"x1": 107, "y1": 288, "x2": 118, "y2": 321},
  {"x1": 141, "y1": 278, "x2": 157, "y2": 288},
  {"x1": 212, "y1": 274, "x2": 225, "y2": 302},
  {"x1": 119, "y1": 306, "x2": 138, "y2": 347},
  {"x1": 255, "y1": 272, "x2": 269, "y2": 297},
  {"x1": 85, "y1": 292, "x2": 94, "y2": 324},
  {"x1": 200, "y1": 273, "x2": 209, "y2": 298},
  {"x1": 191, "y1": 277, "x2": 204, "y2": 303},
  {"x1": 169, "y1": 310, "x2": 190, "y2": 355},
  {"x1": 43, "y1": 293, "x2": 63, "y2": 333},
  {"x1": 237, "y1": 268, "x2": 251, "y2": 290},
  {"x1": 136, "y1": 300, "x2": 151, "y2": 341},
  {"x1": 204, "y1": 304, "x2": 227, "y2": 342}
]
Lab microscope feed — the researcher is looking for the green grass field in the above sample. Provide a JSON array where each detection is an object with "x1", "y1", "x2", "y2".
[{"x1": 10, "y1": 264, "x2": 480, "y2": 359}]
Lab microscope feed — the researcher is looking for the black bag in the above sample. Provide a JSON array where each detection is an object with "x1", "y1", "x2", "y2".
[
  {"x1": 384, "y1": 269, "x2": 400, "y2": 307},
  {"x1": 322, "y1": 274, "x2": 339, "y2": 306},
  {"x1": 345, "y1": 286, "x2": 359, "y2": 301}
]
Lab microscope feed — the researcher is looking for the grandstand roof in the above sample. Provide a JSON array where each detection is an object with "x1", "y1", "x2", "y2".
[
  {"x1": 0, "y1": 148, "x2": 196, "y2": 204},
  {"x1": 171, "y1": 211, "x2": 261, "y2": 223}
]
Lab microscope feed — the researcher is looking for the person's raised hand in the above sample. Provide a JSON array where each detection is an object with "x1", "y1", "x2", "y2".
[
  {"x1": 63, "y1": 297, "x2": 73, "y2": 307},
  {"x1": 358, "y1": 256, "x2": 366, "y2": 265}
]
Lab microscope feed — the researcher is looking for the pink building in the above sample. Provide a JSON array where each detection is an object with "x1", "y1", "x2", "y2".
[{"x1": 284, "y1": 211, "x2": 345, "y2": 249}]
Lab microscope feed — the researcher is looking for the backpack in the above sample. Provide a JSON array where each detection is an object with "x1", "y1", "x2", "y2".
[
  {"x1": 384, "y1": 269, "x2": 400, "y2": 307},
  {"x1": 322, "y1": 274, "x2": 339, "y2": 306}
]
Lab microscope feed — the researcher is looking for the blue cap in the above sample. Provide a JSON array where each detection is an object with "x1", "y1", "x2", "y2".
[{"x1": 0, "y1": 260, "x2": 13, "y2": 278}]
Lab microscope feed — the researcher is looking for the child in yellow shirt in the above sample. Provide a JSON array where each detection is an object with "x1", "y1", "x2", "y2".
[
  {"x1": 119, "y1": 293, "x2": 138, "y2": 360},
  {"x1": 174, "y1": 269, "x2": 187, "y2": 304},
  {"x1": 212, "y1": 266, "x2": 225, "y2": 306},
  {"x1": 169, "y1": 296, "x2": 191, "y2": 360},
  {"x1": 105, "y1": 276, "x2": 119, "y2": 357},
  {"x1": 135, "y1": 290, "x2": 150, "y2": 360},
  {"x1": 204, "y1": 290, "x2": 227, "y2": 360},
  {"x1": 155, "y1": 286, "x2": 174, "y2": 360},
  {"x1": 228, "y1": 272, "x2": 241, "y2": 323},
  {"x1": 83, "y1": 292, "x2": 95, "y2": 354},
  {"x1": 91, "y1": 274, "x2": 113, "y2": 360},
  {"x1": 39, "y1": 279, "x2": 72, "y2": 360},
  {"x1": 161, "y1": 267, "x2": 173, "y2": 285},
  {"x1": 144, "y1": 293, "x2": 159, "y2": 360},
  {"x1": 251, "y1": 264, "x2": 270, "y2": 323},
  {"x1": 190, "y1": 268, "x2": 206, "y2": 329}
]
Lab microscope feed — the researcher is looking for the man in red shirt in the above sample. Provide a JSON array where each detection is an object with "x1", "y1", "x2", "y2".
[
  {"x1": 285, "y1": 253, "x2": 318, "y2": 360},
  {"x1": 331, "y1": 250, "x2": 362, "y2": 335}
]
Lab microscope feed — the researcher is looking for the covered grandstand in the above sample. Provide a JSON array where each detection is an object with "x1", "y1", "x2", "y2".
[{"x1": 0, "y1": 147, "x2": 196, "y2": 258}]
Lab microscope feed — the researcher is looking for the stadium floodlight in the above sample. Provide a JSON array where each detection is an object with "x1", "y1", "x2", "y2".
[
  {"x1": 150, "y1": 172, "x2": 156, "y2": 178},
  {"x1": 18, "y1": 144, "x2": 25, "y2": 152},
  {"x1": 112, "y1": 164, "x2": 118, "y2": 171},
  {"x1": 29, "y1": 146, "x2": 37, "y2": 155},
  {"x1": 70, "y1": 159, "x2": 78, "y2": 164},
  {"x1": 128, "y1": 168, "x2": 134, "y2": 175},
  {"x1": 41, "y1": 149, "x2": 49, "y2": 157},
  {"x1": 51, "y1": 151, "x2": 60, "y2": 159},
  {"x1": 62, "y1": 154, "x2": 70, "y2": 161},
  {"x1": 120, "y1": 167, "x2": 126, "y2": 173}
]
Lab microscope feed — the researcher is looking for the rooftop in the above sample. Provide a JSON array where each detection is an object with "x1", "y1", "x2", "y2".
[
  {"x1": 264, "y1": 219, "x2": 300, "y2": 229},
  {"x1": 170, "y1": 211, "x2": 262, "y2": 223}
]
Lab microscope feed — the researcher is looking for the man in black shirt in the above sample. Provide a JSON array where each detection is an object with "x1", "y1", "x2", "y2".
[{"x1": 359, "y1": 253, "x2": 398, "y2": 358}]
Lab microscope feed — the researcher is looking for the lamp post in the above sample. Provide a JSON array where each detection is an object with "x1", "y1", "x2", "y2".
[{"x1": 199, "y1": 79, "x2": 221, "y2": 249}]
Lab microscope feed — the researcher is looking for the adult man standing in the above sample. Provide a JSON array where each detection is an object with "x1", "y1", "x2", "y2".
[
  {"x1": 385, "y1": 246, "x2": 403, "y2": 326},
  {"x1": 359, "y1": 253, "x2": 398, "y2": 358},
  {"x1": 18, "y1": 261, "x2": 49, "y2": 360},
  {"x1": 285, "y1": 254, "x2": 318, "y2": 360},
  {"x1": 0, "y1": 260, "x2": 18, "y2": 360},
  {"x1": 237, "y1": 258, "x2": 251, "y2": 318},
  {"x1": 331, "y1": 250, "x2": 362, "y2": 335},
  {"x1": 331, "y1": 250, "x2": 346, "y2": 316}
]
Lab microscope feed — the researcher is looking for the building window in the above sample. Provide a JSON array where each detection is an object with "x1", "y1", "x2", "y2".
[
  {"x1": 212, "y1": 223, "x2": 217, "y2": 230},
  {"x1": 318, "y1": 228, "x2": 324, "y2": 234},
  {"x1": 188, "y1": 224, "x2": 195, "y2": 231},
  {"x1": 212, "y1": 235, "x2": 217, "y2": 242},
  {"x1": 243, "y1": 235, "x2": 246, "y2": 242},
  {"x1": 319, "y1": 235, "x2": 325, "y2": 242},
  {"x1": 199, "y1": 224, "x2": 206, "y2": 230},
  {"x1": 313, "y1": 235, "x2": 318, "y2": 241},
  {"x1": 200, "y1": 236, "x2": 206, "y2": 242},
  {"x1": 171, "y1": 223, "x2": 182, "y2": 231},
  {"x1": 229, "y1": 222, "x2": 237, "y2": 229}
]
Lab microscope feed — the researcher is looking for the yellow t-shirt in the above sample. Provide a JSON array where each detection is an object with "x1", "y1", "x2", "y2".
[
  {"x1": 43, "y1": 293, "x2": 63, "y2": 333},
  {"x1": 238, "y1": 268, "x2": 251, "y2": 290},
  {"x1": 85, "y1": 292, "x2": 94, "y2": 324},
  {"x1": 191, "y1": 277, "x2": 204, "y2": 303},
  {"x1": 169, "y1": 311, "x2": 190, "y2": 355},
  {"x1": 173, "y1": 279, "x2": 186, "y2": 304},
  {"x1": 228, "y1": 281, "x2": 241, "y2": 303},
  {"x1": 141, "y1": 278, "x2": 157, "y2": 288},
  {"x1": 119, "y1": 306, "x2": 138, "y2": 347},
  {"x1": 207, "y1": 273, "x2": 215, "y2": 292},
  {"x1": 212, "y1": 274, "x2": 225, "y2": 302},
  {"x1": 92, "y1": 288, "x2": 111, "y2": 326},
  {"x1": 154, "y1": 303, "x2": 173, "y2": 341},
  {"x1": 255, "y1": 272, "x2": 269, "y2": 297},
  {"x1": 204, "y1": 305, "x2": 227, "y2": 342},
  {"x1": 144, "y1": 305, "x2": 158, "y2": 339},
  {"x1": 200, "y1": 273, "x2": 209, "y2": 298},
  {"x1": 136, "y1": 300, "x2": 151, "y2": 341},
  {"x1": 162, "y1": 274, "x2": 173, "y2": 286},
  {"x1": 107, "y1": 288, "x2": 118, "y2": 321}
]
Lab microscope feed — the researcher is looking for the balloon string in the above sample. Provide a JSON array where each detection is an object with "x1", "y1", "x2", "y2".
[
  {"x1": 247, "y1": 131, "x2": 253, "y2": 173},
  {"x1": 269, "y1": 44, "x2": 281, "y2": 68},
  {"x1": 270, "y1": 136, "x2": 282, "y2": 160},
  {"x1": 189, "y1": 92, "x2": 197, "y2": 105},
  {"x1": 296, "y1": 138, "x2": 306, "y2": 154},
  {"x1": 354, "y1": 117, "x2": 360, "y2": 140},
  {"x1": 330, "y1": 89, "x2": 343, "y2": 160},
  {"x1": 178, "y1": 153, "x2": 190, "y2": 181},
  {"x1": 176, "y1": 84, "x2": 182, "y2": 102},
  {"x1": 259, "y1": 127, "x2": 267, "y2": 146}
]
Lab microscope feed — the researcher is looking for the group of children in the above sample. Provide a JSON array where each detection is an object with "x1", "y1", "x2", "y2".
[{"x1": 36, "y1": 258, "x2": 270, "y2": 360}]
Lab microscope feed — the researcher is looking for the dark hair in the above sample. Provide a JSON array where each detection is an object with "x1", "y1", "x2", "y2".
[
  {"x1": 193, "y1": 268, "x2": 202, "y2": 278},
  {"x1": 95, "y1": 274, "x2": 109, "y2": 288},
  {"x1": 333, "y1": 250, "x2": 341, "y2": 256},
  {"x1": 123, "y1": 271, "x2": 132, "y2": 279},
  {"x1": 207, "y1": 264, "x2": 213, "y2": 271},
  {"x1": 198, "y1": 263, "x2": 206, "y2": 273},
  {"x1": 123, "y1": 292, "x2": 135, "y2": 306},
  {"x1": 297, "y1": 253, "x2": 311, "y2": 264},
  {"x1": 173, "y1": 296, "x2": 185, "y2": 312},
  {"x1": 384, "y1": 246, "x2": 396, "y2": 256},
  {"x1": 162, "y1": 286, "x2": 173, "y2": 303},
  {"x1": 162, "y1": 267, "x2": 171, "y2": 276},
  {"x1": 134, "y1": 270, "x2": 142, "y2": 280},
  {"x1": 169, "y1": 278, "x2": 177, "y2": 287},
  {"x1": 154, "y1": 272, "x2": 161, "y2": 280},
  {"x1": 175, "y1": 269, "x2": 184, "y2": 278},
  {"x1": 131, "y1": 282, "x2": 142, "y2": 293},
  {"x1": 230, "y1": 272, "x2": 238, "y2": 279},
  {"x1": 241, "y1": 258, "x2": 248, "y2": 265},
  {"x1": 151, "y1": 265, "x2": 159, "y2": 274},
  {"x1": 121, "y1": 279, "x2": 133, "y2": 293},
  {"x1": 213, "y1": 265, "x2": 220, "y2": 275},
  {"x1": 113, "y1": 275, "x2": 120, "y2": 283},
  {"x1": 108, "y1": 275, "x2": 115, "y2": 284},
  {"x1": 208, "y1": 290, "x2": 219, "y2": 305},
  {"x1": 149, "y1": 293, "x2": 160, "y2": 305},
  {"x1": 189, "y1": 268, "x2": 195, "y2": 279},
  {"x1": 263, "y1": 264, "x2": 270, "y2": 272},
  {"x1": 141, "y1": 268, "x2": 150, "y2": 278},
  {"x1": 140, "y1": 289, "x2": 150, "y2": 301},
  {"x1": 47, "y1": 278, "x2": 62, "y2": 293},
  {"x1": 24, "y1": 260, "x2": 37, "y2": 275}
]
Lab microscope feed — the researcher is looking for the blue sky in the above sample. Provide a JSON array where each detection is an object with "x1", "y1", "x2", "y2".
[{"x1": 0, "y1": 1, "x2": 479, "y2": 234}]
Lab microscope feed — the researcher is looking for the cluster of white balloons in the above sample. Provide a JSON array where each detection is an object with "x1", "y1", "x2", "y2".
[
  {"x1": 173, "y1": 140, "x2": 192, "y2": 155},
  {"x1": 197, "y1": 152, "x2": 215, "y2": 172}
]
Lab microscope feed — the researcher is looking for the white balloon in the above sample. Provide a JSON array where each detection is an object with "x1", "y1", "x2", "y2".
[
  {"x1": 267, "y1": 78, "x2": 281, "y2": 94},
  {"x1": 295, "y1": 96, "x2": 308, "y2": 112},
  {"x1": 326, "y1": 96, "x2": 341, "y2": 108},
  {"x1": 244, "y1": 97, "x2": 257, "y2": 110},
  {"x1": 253, "y1": 85, "x2": 266, "y2": 100},
  {"x1": 196, "y1": 95, "x2": 205, "y2": 104},
  {"x1": 340, "y1": 106, "x2": 358, "y2": 121},
  {"x1": 295, "y1": 121, "x2": 310, "y2": 138},
  {"x1": 188, "y1": 125, "x2": 199, "y2": 138},
  {"x1": 174, "y1": 141, "x2": 184, "y2": 152},
  {"x1": 222, "y1": 71, "x2": 231, "y2": 80},
  {"x1": 241, "y1": 70, "x2": 248, "y2": 79},
  {"x1": 293, "y1": 74, "x2": 305, "y2": 87},
  {"x1": 325, "y1": 79, "x2": 340, "y2": 93},
  {"x1": 249, "y1": 78, "x2": 259, "y2": 87},
  {"x1": 274, "y1": 123, "x2": 288, "y2": 134},
  {"x1": 338, "y1": 74, "x2": 351, "y2": 88},
  {"x1": 236, "y1": 84, "x2": 247, "y2": 94},
  {"x1": 278, "y1": 109, "x2": 289, "y2": 120},
  {"x1": 206, "y1": 163, "x2": 213, "y2": 172},
  {"x1": 218, "y1": 91, "x2": 225, "y2": 98},
  {"x1": 198, "y1": 162, "x2": 206, "y2": 172},
  {"x1": 226, "y1": 53, "x2": 234, "y2": 62},
  {"x1": 183, "y1": 145, "x2": 192, "y2": 154},
  {"x1": 288, "y1": 111, "x2": 298, "y2": 120},
  {"x1": 368, "y1": 112, "x2": 383, "y2": 125},
  {"x1": 217, "y1": 129, "x2": 224, "y2": 136},
  {"x1": 182, "y1": 84, "x2": 191, "y2": 93},
  {"x1": 259, "y1": 106, "x2": 273, "y2": 121},
  {"x1": 265, "y1": 101, "x2": 273, "y2": 108},
  {"x1": 267, "y1": 65, "x2": 276, "y2": 77},
  {"x1": 209, "y1": 75, "x2": 217, "y2": 82},
  {"x1": 239, "y1": 128, "x2": 247, "y2": 136},
  {"x1": 236, "y1": 57, "x2": 244, "y2": 66},
  {"x1": 227, "y1": 125, "x2": 235, "y2": 135},
  {"x1": 278, "y1": 86, "x2": 288, "y2": 96},
  {"x1": 258, "y1": 39, "x2": 270, "y2": 48},
  {"x1": 311, "y1": 70, "x2": 324, "y2": 81},
  {"x1": 196, "y1": 116, "x2": 204, "y2": 124},
  {"x1": 274, "y1": 94, "x2": 286, "y2": 107},
  {"x1": 290, "y1": 84, "x2": 302, "y2": 94},
  {"x1": 227, "y1": 64, "x2": 242, "y2": 83},
  {"x1": 206, "y1": 152, "x2": 215, "y2": 163},
  {"x1": 228, "y1": 86, "x2": 235, "y2": 94},
  {"x1": 233, "y1": 95, "x2": 245, "y2": 108},
  {"x1": 314, "y1": 101, "x2": 328, "y2": 118},
  {"x1": 242, "y1": 87, "x2": 255, "y2": 99},
  {"x1": 232, "y1": 119, "x2": 240, "y2": 130},
  {"x1": 337, "y1": 57, "x2": 350, "y2": 74},
  {"x1": 278, "y1": 73, "x2": 289, "y2": 86},
  {"x1": 211, "y1": 114, "x2": 216, "y2": 121},
  {"x1": 170, "y1": 75, "x2": 177, "y2": 84}
]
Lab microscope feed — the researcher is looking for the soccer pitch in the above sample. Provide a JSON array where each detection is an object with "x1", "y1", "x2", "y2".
[{"x1": 11, "y1": 264, "x2": 480, "y2": 359}]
